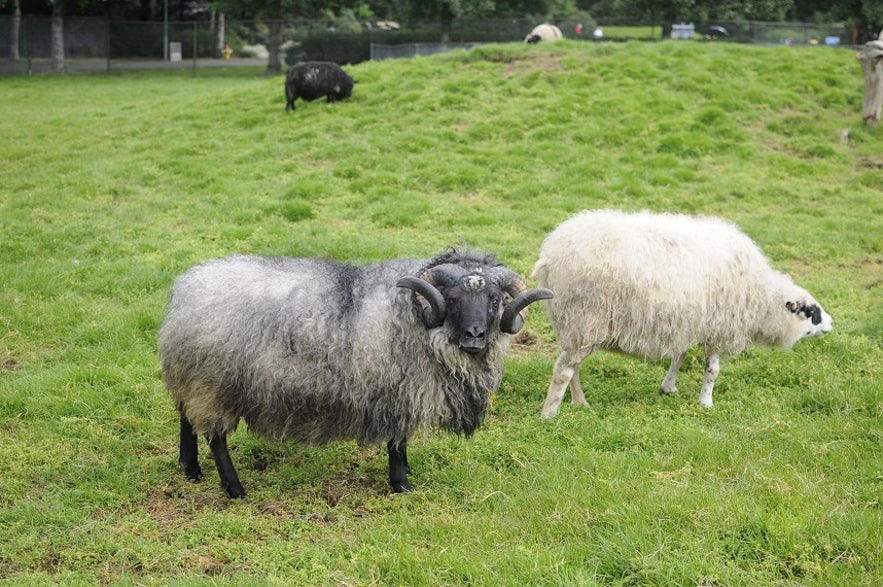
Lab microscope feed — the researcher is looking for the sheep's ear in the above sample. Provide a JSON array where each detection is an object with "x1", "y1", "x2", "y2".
[
  {"x1": 785, "y1": 300, "x2": 802, "y2": 314},
  {"x1": 809, "y1": 304, "x2": 822, "y2": 325}
]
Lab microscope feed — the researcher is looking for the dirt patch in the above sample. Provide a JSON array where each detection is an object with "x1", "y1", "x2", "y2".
[
  {"x1": 500, "y1": 51, "x2": 566, "y2": 77},
  {"x1": 38, "y1": 552, "x2": 62, "y2": 575},
  {"x1": 510, "y1": 329, "x2": 558, "y2": 357},
  {"x1": 145, "y1": 483, "x2": 229, "y2": 529},
  {"x1": 0, "y1": 558, "x2": 22, "y2": 578},
  {"x1": 320, "y1": 472, "x2": 385, "y2": 507},
  {"x1": 192, "y1": 554, "x2": 232, "y2": 576}
]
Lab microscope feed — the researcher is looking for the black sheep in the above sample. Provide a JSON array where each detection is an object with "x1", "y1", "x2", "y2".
[{"x1": 284, "y1": 61, "x2": 355, "y2": 112}]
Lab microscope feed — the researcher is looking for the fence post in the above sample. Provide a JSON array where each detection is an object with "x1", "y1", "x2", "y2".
[{"x1": 857, "y1": 35, "x2": 883, "y2": 126}]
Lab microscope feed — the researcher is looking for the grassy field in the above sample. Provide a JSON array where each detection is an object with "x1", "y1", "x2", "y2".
[{"x1": 1, "y1": 40, "x2": 881, "y2": 585}]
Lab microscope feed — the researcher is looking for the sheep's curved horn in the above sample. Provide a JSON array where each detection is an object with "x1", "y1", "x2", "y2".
[
  {"x1": 397, "y1": 277, "x2": 446, "y2": 328},
  {"x1": 500, "y1": 288, "x2": 554, "y2": 334},
  {"x1": 487, "y1": 267, "x2": 527, "y2": 297},
  {"x1": 424, "y1": 264, "x2": 468, "y2": 288}
]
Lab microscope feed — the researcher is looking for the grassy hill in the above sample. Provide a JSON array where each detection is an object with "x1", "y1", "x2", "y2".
[{"x1": 1, "y1": 40, "x2": 881, "y2": 585}]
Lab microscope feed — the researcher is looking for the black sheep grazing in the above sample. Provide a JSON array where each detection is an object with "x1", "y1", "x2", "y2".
[{"x1": 284, "y1": 61, "x2": 355, "y2": 112}]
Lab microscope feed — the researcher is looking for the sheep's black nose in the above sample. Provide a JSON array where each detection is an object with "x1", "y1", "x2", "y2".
[
  {"x1": 465, "y1": 326, "x2": 485, "y2": 340},
  {"x1": 461, "y1": 327, "x2": 487, "y2": 354}
]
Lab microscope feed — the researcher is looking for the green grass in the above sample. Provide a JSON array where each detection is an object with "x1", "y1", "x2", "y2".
[
  {"x1": 1, "y1": 40, "x2": 881, "y2": 585},
  {"x1": 596, "y1": 25, "x2": 661, "y2": 40}
]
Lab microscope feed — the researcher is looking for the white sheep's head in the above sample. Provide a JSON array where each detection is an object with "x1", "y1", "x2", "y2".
[{"x1": 782, "y1": 291, "x2": 833, "y2": 349}]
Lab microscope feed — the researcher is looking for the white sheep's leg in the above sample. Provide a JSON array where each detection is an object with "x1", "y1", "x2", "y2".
[
  {"x1": 569, "y1": 366, "x2": 589, "y2": 407},
  {"x1": 699, "y1": 353, "x2": 720, "y2": 409},
  {"x1": 660, "y1": 352, "x2": 687, "y2": 395},
  {"x1": 542, "y1": 352, "x2": 582, "y2": 419}
]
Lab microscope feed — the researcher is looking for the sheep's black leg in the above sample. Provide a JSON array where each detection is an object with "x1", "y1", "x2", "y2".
[
  {"x1": 387, "y1": 439, "x2": 413, "y2": 493},
  {"x1": 208, "y1": 433, "x2": 246, "y2": 499},
  {"x1": 178, "y1": 414, "x2": 202, "y2": 480}
]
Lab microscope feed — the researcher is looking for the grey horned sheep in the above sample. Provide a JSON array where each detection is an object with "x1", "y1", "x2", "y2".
[
  {"x1": 284, "y1": 61, "x2": 354, "y2": 112},
  {"x1": 159, "y1": 248, "x2": 552, "y2": 497},
  {"x1": 531, "y1": 210, "x2": 833, "y2": 417}
]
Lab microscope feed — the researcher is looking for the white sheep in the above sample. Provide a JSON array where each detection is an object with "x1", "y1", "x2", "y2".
[
  {"x1": 531, "y1": 210, "x2": 833, "y2": 417},
  {"x1": 525, "y1": 24, "x2": 563, "y2": 43}
]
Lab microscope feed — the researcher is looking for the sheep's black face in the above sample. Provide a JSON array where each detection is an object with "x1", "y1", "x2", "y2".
[
  {"x1": 443, "y1": 275, "x2": 502, "y2": 355},
  {"x1": 397, "y1": 254, "x2": 552, "y2": 352},
  {"x1": 339, "y1": 80, "x2": 354, "y2": 100}
]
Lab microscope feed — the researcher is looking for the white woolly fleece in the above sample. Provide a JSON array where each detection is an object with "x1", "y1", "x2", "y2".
[{"x1": 531, "y1": 209, "x2": 832, "y2": 413}]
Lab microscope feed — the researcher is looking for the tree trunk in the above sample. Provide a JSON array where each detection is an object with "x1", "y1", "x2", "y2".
[
  {"x1": 857, "y1": 38, "x2": 883, "y2": 126},
  {"x1": 439, "y1": 2, "x2": 454, "y2": 44},
  {"x1": 661, "y1": 12, "x2": 674, "y2": 40},
  {"x1": 10, "y1": 0, "x2": 21, "y2": 61},
  {"x1": 215, "y1": 12, "x2": 225, "y2": 58},
  {"x1": 51, "y1": 0, "x2": 64, "y2": 73},
  {"x1": 267, "y1": 20, "x2": 283, "y2": 73}
]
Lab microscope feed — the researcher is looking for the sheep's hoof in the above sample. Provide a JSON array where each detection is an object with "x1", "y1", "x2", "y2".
[
  {"x1": 660, "y1": 386, "x2": 679, "y2": 395},
  {"x1": 222, "y1": 481, "x2": 247, "y2": 499},
  {"x1": 391, "y1": 479, "x2": 413, "y2": 493},
  {"x1": 541, "y1": 405, "x2": 560, "y2": 419},
  {"x1": 180, "y1": 461, "x2": 203, "y2": 481}
]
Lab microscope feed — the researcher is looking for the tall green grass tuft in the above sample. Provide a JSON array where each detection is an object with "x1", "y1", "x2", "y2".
[{"x1": 1, "y1": 41, "x2": 881, "y2": 585}]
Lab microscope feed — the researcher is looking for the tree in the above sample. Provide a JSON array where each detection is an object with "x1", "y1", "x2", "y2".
[
  {"x1": 51, "y1": 0, "x2": 63, "y2": 71},
  {"x1": 697, "y1": 0, "x2": 793, "y2": 21},
  {"x1": 209, "y1": 0, "x2": 293, "y2": 72},
  {"x1": 624, "y1": 0, "x2": 697, "y2": 38},
  {"x1": 790, "y1": 0, "x2": 883, "y2": 43},
  {"x1": 211, "y1": 10, "x2": 226, "y2": 57},
  {"x1": 22, "y1": 0, "x2": 144, "y2": 73},
  {"x1": 368, "y1": 0, "x2": 578, "y2": 42},
  {"x1": 576, "y1": 0, "x2": 794, "y2": 37},
  {"x1": 209, "y1": 0, "x2": 362, "y2": 71},
  {"x1": 9, "y1": 0, "x2": 21, "y2": 61},
  {"x1": 408, "y1": 0, "x2": 496, "y2": 43}
]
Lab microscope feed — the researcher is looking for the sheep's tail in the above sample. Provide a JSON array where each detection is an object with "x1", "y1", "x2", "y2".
[{"x1": 529, "y1": 258, "x2": 547, "y2": 282}]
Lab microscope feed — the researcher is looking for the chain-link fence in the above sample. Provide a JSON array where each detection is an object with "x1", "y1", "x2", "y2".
[{"x1": 0, "y1": 15, "x2": 857, "y2": 75}]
